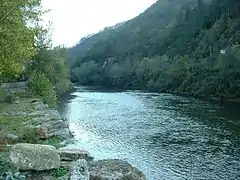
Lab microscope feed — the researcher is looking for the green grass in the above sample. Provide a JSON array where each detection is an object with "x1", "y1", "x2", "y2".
[
  {"x1": 50, "y1": 167, "x2": 69, "y2": 178},
  {"x1": 0, "y1": 116, "x2": 28, "y2": 126},
  {"x1": 39, "y1": 136, "x2": 64, "y2": 149},
  {"x1": 0, "y1": 99, "x2": 35, "y2": 114},
  {"x1": 0, "y1": 116, "x2": 30, "y2": 136},
  {"x1": 26, "y1": 167, "x2": 69, "y2": 180},
  {"x1": 0, "y1": 116, "x2": 64, "y2": 146},
  {"x1": 0, "y1": 95, "x2": 69, "y2": 179}
]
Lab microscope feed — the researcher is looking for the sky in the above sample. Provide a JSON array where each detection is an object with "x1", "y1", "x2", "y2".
[{"x1": 42, "y1": 0, "x2": 157, "y2": 47}]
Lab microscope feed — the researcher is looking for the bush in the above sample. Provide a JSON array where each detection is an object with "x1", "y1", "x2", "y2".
[
  {"x1": 0, "y1": 171, "x2": 26, "y2": 180},
  {"x1": 5, "y1": 92, "x2": 16, "y2": 104},
  {"x1": 19, "y1": 128, "x2": 38, "y2": 144},
  {"x1": 28, "y1": 72, "x2": 57, "y2": 107},
  {"x1": 50, "y1": 167, "x2": 69, "y2": 178},
  {"x1": 55, "y1": 79, "x2": 72, "y2": 97},
  {"x1": 0, "y1": 87, "x2": 6, "y2": 102}
]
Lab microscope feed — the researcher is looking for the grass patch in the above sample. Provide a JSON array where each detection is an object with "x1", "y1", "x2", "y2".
[
  {"x1": 39, "y1": 136, "x2": 63, "y2": 149},
  {"x1": 0, "y1": 116, "x2": 28, "y2": 127},
  {"x1": 0, "y1": 99, "x2": 35, "y2": 114},
  {"x1": 0, "y1": 116, "x2": 30, "y2": 140},
  {"x1": 49, "y1": 167, "x2": 69, "y2": 178},
  {"x1": 0, "y1": 116, "x2": 30, "y2": 134},
  {"x1": 0, "y1": 116, "x2": 38, "y2": 144},
  {"x1": 0, "y1": 87, "x2": 6, "y2": 103},
  {"x1": 26, "y1": 167, "x2": 69, "y2": 180},
  {"x1": 0, "y1": 116, "x2": 64, "y2": 147}
]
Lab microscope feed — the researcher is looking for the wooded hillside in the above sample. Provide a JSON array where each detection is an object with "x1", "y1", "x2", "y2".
[{"x1": 68, "y1": 0, "x2": 240, "y2": 98}]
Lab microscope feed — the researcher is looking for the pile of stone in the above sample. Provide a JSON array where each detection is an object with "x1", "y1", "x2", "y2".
[
  {"x1": 27, "y1": 100, "x2": 73, "y2": 140},
  {"x1": 10, "y1": 143, "x2": 147, "y2": 180},
  {"x1": 5, "y1": 99, "x2": 147, "y2": 179}
]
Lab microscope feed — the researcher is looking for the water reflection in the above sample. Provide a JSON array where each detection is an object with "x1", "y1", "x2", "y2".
[{"x1": 58, "y1": 87, "x2": 240, "y2": 180}]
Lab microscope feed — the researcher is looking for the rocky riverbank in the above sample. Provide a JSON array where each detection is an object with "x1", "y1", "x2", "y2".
[{"x1": 0, "y1": 98, "x2": 147, "y2": 179}]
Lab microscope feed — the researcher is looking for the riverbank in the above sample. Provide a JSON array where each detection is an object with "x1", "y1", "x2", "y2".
[
  {"x1": 0, "y1": 96, "x2": 74, "y2": 179},
  {"x1": 0, "y1": 93, "x2": 147, "y2": 180}
]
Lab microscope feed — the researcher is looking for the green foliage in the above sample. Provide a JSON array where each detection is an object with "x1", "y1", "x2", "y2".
[
  {"x1": 50, "y1": 167, "x2": 69, "y2": 178},
  {"x1": 0, "y1": 171, "x2": 26, "y2": 180},
  {"x1": 0, "y1": 87, "x2": 6, "y2": 102},
  {"x1": 0, "y1": 0, "x2": 44, "y2": 78},
  {"x1": 0, "y1": 116, "x2": 28, "y2": 132},
  {"x1": 28, "y1": 73, "x2": 57, "y2": 107},
  {"x1": 39, "y1": 136, "x2": 63, "y2": 149},
  {"x1": 26, "y1": 31, "x2": 72, "y2": 98},
  {"x1": 0, "y1": 116, "x2": 39, "y2": 144},
  {"x1": 5, "y1": 92, "x2": 16, "y2": 104},
  {"x1": 19, "y1": 128, "x2": 38, "y2": 144},
  {"x1": 0, "y1": 0, "x2": 71, "y2": 100},
  {"x1": 68, "y1": 0, "x2": 240, "y2": 98}
]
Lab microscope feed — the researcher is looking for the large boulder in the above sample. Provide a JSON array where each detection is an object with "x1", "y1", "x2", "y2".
[
  {"x1": 89, "y1": 159, "x2": 147, "y2": 180},
  {"x1": 70, "y1": 159, "x2": 90, "y2": 180},
  {"x1": 10, "y1": 143, "x2": 60, "y2": 171},
  {"x1": 59, "y1": 148, "x2": 94, "y2": 162}
]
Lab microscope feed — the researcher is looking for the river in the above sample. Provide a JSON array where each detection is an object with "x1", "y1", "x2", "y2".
[{"x1": 58, "y1": 86, "x2": 240, "y2": 180}]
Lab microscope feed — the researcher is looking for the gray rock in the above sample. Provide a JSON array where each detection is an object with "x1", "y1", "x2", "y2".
[
  {"x1": 58, "y1": 148, "x2": 94, "y2": 162},
  {"x1": 42, "y1": 176, "x2": 55, "y2": 180},
  {"x1": 49, "y1": 128, "x2": 73, "y2": 140},
  {"x1": 29, "y1": 111, "x2": 45, "y2": 117},
  {"x1": 44, "y1": 110, "x2": 62, "y2": 119},
  {"x1": 42, "y1": 120, "x2": 69, "y2": 130},
  {"x1": 6, "y1": 133, "x2": 19, "y2": 141},
  {"x1": 29, "y1": 115, "x2": 72, "y2": 140},
  {"x1": 0, "y1": 113, "x2": 9, "y2": 116},
  {"x1": 70, "y1": 159, "x2": 90, "y2": 180},
  {"x1": 42, "y1": 175, "x2": 69, "y2": 180},
  {"x1": 57, "y1": 174, "x2": 70, "y2": 180},
  {"x1": 89, "y1": 159, "x2": 147, "y2": 180},
  {"x1": 10, "y1": 143, "x2": 60, "y2": 171},
  {"x1": 33, "y1": 101, "x2": 49, "y2": 110},
  {"x1": 60, "y1": 138, "x2": 76, "y2": 146},
  {"x1": 30, "y1": 98, "x2": 42, "y2": 103},
  {"x1": 14, "y1": 100, "x2": 20, "y2": 104}
]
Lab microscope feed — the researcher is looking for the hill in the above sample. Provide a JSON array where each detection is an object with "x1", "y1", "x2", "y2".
[{"x1": 68, "y1": 0, "x2": 240, "y2": 98}]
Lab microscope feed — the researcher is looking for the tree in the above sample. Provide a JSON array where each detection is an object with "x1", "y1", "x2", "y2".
[
  {"x1": 27, "y1": 29, "x2": 71, "y2": 97},
  {"x1": 67, "y1": 0, "x2": 240, "y2": 98},
  {"x1": 0, "y1": 0, "x2": 43, "y2": 78}
]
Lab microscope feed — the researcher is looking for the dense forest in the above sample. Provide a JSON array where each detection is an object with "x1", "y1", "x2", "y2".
[
  {"x1": 68, "y1": 0, "x2": 240, "y2": 98},
  {"x1": 0, "y1": 0, "x2": 71, "y2": 107}
]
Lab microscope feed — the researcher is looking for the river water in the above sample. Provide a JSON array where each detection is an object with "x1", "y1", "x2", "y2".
[{"x1": 58, "y1": 86, "x2": 240, "y2": 180}]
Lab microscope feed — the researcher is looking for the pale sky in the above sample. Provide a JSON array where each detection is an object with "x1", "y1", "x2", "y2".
[{"x1": 42, "y1": 0, "x2": 157, "y2": 47}]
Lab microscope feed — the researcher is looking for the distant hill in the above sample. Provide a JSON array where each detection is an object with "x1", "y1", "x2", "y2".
[
  {"x1": 68, "y1": 0, "x2": 240, "y2": 98},
  {"x1": 68, "y1": 0, "x2": 197, "y2": 64}
]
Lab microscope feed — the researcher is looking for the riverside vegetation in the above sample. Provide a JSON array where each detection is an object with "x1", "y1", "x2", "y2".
[
  {"x1": 68, "y1": 0, "x2": 240, "y2": 99},
  {"x1": 0, "y1": 1, "x2": 147, "y2": 179},
  {"x1": 0, "y1": 0, "x2": 71, "y2": 179}
]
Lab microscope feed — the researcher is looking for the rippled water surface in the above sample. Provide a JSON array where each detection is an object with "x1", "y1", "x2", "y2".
[{"x1": 59, "y1": 86, "x2": 240, "y2": 180}]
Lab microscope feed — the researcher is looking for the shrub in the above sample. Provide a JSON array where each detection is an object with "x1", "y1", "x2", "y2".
[
  {"x1": 28, "y1": 72, "x2": 57, "y2": 107},
  {"x1": 50, "y1": 167, "x2": 69, "y2": 178},
  {"x1": 0, "y1": 87, "x2": 6, "y2": 102},
  {"x1": 0, "y1": 171, "x2": 26, "y2": 180},
  {"x1": 39, "y1": 136, "x2": 63, "y2": 149},
  {"x1": 0, "y1": 132, "x2": 7, "y2": 152},
  {"x1": 5, "y1": 92, "x2": 15, "y2": 104},
  {"x1": 55, "y1": 79, "x2": 72, "y2": 97},
  {"x1": 19, "y1": 128, "x2": 38, "y2": 144}
]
